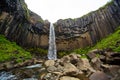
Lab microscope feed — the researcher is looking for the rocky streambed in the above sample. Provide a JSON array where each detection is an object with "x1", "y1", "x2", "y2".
[{"x1": 0, "y1": 49, "x2": 120, "y2": 80}]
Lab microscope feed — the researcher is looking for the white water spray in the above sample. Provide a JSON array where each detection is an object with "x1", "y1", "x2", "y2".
[{"x1": 48, "y1": 23, "x2": 57, "y2": 60}]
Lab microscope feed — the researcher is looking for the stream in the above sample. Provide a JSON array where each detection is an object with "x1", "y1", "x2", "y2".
[{"x1": 0, "y1": 64, "x2": 43, "y2": 80}]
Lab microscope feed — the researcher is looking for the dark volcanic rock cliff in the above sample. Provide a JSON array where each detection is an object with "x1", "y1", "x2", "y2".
[
  {"x1": 0, "y1": 0, "x2": 50, "y2": 49},
  {"x1": 0, "y1": 0, "x2": 120, "y2": 51},
  {"x1": 55, "y1": 0, "x2": 120, "y2": 51}
]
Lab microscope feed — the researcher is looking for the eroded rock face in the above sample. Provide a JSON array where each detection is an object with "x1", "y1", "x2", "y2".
[
  {"x1": 0, "y1": 0, "x2": 120, "y2": 51},
  {"x1": 55, "y1": 0, "x2": 120, "y2": 51},
  {"x1": 0, "y1": 0, "x2": 50, "y2": 49}
]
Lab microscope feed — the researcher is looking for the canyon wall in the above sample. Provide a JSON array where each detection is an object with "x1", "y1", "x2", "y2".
[
  {"x1": 0, "y1": 0, "x2": 120, "y2": 51},
  {"x1": 0, "y1": 0, "x2": 50, "y2": 49},
  {"x1": 55, "y1": 0, "x2": 120, "y2": 51}
]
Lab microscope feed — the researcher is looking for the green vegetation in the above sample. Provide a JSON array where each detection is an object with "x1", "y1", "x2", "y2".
[
  {"x1": 0, "y1": 35, "x2": 32, "y2": 63},
  {"x1": 99, "y1": 0, "x2": 113, "y2": 10},
  {"x1": 27, "y1": 48, "x2": 48, "y2": 57},
  {"x1": 38, "y1": 18, "x2": 44, "y2": 23},
  {"x1": 92, "y1": 27, "x2": 120, "y2": 52},
  {"x1": 74, "y1": 26, "x2": 120, "y2": 56},
  {"x1": 58, "y1": 51, "x2": 71, "y2": 58},
  {"x1": 20, "y1": 0, "x2": 30, "y2": 20}
]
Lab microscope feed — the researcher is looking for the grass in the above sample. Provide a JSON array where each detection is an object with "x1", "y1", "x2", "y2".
[
  {"x1": 74, "y1": 26, "x2": 120, "y2": 56},
  {"x1": 0, "y1": 35, "x2": 32, "y2": 63},
  {"x1": 27, "y1": 48, "x2": 48, "y2": 57}
]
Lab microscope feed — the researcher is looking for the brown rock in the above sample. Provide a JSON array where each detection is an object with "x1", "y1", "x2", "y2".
[
  {"x1": 89, "y1": 71, "x2": 110, "y2": 80},
  {"x1": 60, "y1": 76, "x2": 80, "y2": 80},
  {"x1": 44, "y1": 60, "x2": 55, "y2": 67},
  {"x1": 91, "y1": 57, "x2": 102, "y2": 70},
  {"x1": 77, "y1": 58, "x2": 95, "y2": 71}
]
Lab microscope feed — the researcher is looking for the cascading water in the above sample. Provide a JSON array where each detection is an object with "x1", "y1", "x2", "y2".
[
  {"x1": 0, "y1": 71, "x2": 17, "y2": 80},
  {"x1": 0, "y1": 64, "x2": 42, "y2": 80},
  {"x1": 48, "y1": 23, "x2": 57, "y2": 60}
]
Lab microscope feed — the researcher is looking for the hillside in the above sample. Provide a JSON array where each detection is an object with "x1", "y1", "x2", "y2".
[
  {"x1": 0, "y1": 35, "x2": 31, "y2": 63},
  {"x1": 74, "y1": 26, "x2": 120, "y2": 56}
]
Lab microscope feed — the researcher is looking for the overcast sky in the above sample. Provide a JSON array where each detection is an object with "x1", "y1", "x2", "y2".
[{"x1": 25, "y1": 0, "x2": 110, "y2": 22}]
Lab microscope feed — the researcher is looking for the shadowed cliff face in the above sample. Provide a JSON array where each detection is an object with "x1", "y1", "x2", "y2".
[
  {"x1": 0, "y1": 0, "x2": 50, "y2": 49},
  {"x1": 55, "y1": 0, "x2": 120, "y2": 51},
  {"x1": 0, "y1": 0, "x2": 120, "y2": 51}
]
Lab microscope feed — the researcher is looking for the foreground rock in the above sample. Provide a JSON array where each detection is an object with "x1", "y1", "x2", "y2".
[
  {"x1": 0, "y1": 50, "x2": 120, "y2": 80},
  {"x1": 87, "y1": 49, "x2": 120, "y2": 80},
  {"x1": 0, "y1": 58, "x2": 43, "y2": 71},
  {"x1": 41, "y1": 54, "x2": 92, "y2": 80},
  {"x1": 89, "y1": 71, "x2": 110, "y2": 80},
  {"x1": 41, "y1": 51, "x2": 120, "y2": 80}
]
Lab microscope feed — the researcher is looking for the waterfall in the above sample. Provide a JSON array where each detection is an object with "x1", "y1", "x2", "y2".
[{"x1": 48, "y1": 23, "x2": 57, "y2": 60}]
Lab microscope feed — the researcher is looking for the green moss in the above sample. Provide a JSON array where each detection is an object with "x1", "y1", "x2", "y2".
[
  {"x1": 99, "y1": 0, "x2": 113, "y2": 10},
  {"x1": 38, "y1": 19, "x2": 44, "y2": 23},
  {"x1": 58, "y1": 51, "x2": 68, "y2": 58},
  {"x1": 20, "y1": 0, "x2": 30, "y2": 20},
  {"x1": 0, "y1": 35, "x2": 32, "y2": 63},
  {"x1": 92, "y1": 27, "x2": 120, "y2": 52},
  {"x1": 27, "y1": 48, "x2": 48, "y2": 57},
  {"x1": 74, "y1": 26, "x2": 120, "y2": 56}
]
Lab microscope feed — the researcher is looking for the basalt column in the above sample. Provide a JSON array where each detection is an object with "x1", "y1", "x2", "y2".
[{"x1": 55, "y1": 0, "x2": 120, "y2": 51}]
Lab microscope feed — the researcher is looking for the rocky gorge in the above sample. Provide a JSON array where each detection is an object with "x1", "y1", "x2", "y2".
[
  {"x1": 0, "y1": 0, "x2": 120, "y2": 80},
  {"x1": 0, "y1": 0, "x2": 120, "y2": 51}
]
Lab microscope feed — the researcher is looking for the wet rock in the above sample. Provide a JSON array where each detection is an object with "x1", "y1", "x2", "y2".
[
  {"x1": 3, "y1": 62, "x2": 14, "y2": 70},
  {"x1": 0, "y1": 64, "x2": 5, "y2": 70},
  {"x1": 40, "y1": 54, "x2": 91, "y2": 80},
  {"x1": 105, "y1": 52, "x2": 120, "y2": 65},
  {"x1": 44, "y1": 60, "x2": 55, "y2": 67},
  {"x1": 77, "y1": 58, "x2": 95, "y2": 71},
  {"x1": 47, "y1": 66, "x2": 57, "y2": 72},
  {"x1": 101, "y1": 64, "x2": 120, "y2": 76},
  {"x1": 91, "y1": 57, "x2": 103, "y2": 71},
  {"x1": 87, "y1": 49, "x2": 104, "y2": 59},
  {"x1": 60, "y1": 53, "x2": 82, "y2": 65},
  {"x1": 43, "y1": 73, "x2": 58, "y2": 80},
  {"x1": 89, "y1": 71, "x2": 110, "y2": 80},
  {"x1": 63, "y1": 63, "x2": 78, "y2": 74}
]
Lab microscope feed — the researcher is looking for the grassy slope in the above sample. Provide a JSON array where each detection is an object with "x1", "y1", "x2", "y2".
[
  {"x1": 0, "y1": 25, "x2": 120, "y2": 62},
  {"x1": 0, "y1": 35, "x2": 32, "y2": 63},
  {"x1": 74, "y1": 27, "x2": 120, "y2": 56}
]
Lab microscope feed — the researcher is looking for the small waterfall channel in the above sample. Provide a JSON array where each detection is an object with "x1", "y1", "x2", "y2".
[
  {"x1": 48, "y1": 23, "x2": 57, "y2": 60},
  {"x1": 0, "y1": 64, "x2": 42, "y2": 80}
]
